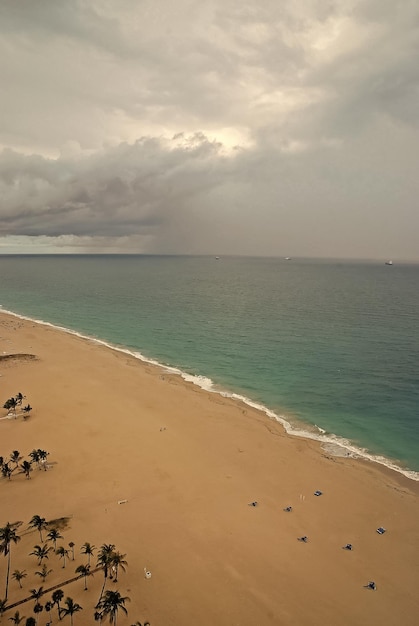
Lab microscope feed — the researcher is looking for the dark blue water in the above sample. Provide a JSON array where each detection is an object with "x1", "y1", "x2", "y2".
[{"x1": 1, "y1": 255, "x2": 418, "y2": 476}]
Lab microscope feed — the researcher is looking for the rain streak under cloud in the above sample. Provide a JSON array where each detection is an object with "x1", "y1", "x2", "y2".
[{"x1": 0, "y1": 0, "x2": 418, "y2": 258}]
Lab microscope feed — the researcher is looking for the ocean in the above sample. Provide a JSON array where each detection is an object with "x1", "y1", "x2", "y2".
[{"x1": 0, "y1": 255, "x2": 418, "y2": 479}]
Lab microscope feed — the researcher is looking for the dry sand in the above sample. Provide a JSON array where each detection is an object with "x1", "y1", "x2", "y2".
[{"x1": 0, "y1": 311, "x2": 418, "y2": 625}]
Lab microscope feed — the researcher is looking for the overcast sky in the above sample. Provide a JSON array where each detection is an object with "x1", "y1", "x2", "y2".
[{"x1": 0, "y1": 0, "x2": 418, "y2": 258}]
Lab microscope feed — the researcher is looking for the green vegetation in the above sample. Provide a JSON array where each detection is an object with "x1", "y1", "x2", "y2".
[
  {"x1": 8, "y1": 609, "x2": 25, "y2": 624},
  {"x1": 56, "y1": 546, "x2": 69, "y2": 569},
  {"x1": 80, "y1": 542, "x2": 95, "y2": 566},
  {"x1": 30, "y1": 544, "x2": 52, "y2": 566},
  {"x1": 0, "y1": 432, "x2": 140, "y2": 624},
  {"x1": 96, "y1": 590, "x2": 129, "y2": 626},
  {"x1": 59, "y1": 597, "x2": 82, "y2": 625},
  {"x1": 28, "y1": 517, "x2": 48, "y2": 543},
  {"x1": 46, "y1": 528, "x2": 63, "y2": 550},
  {"x1": 0, "y1": 522, "x2": 22, "y2": 599},
  {"x1": 35, "y1": 564, "x2": 52, "y2": 583},
  {"x1": 0, "y1": 450, "x2": 50, "y2": 482},
  {"x1": 75, "y1": 564, "x2": 91, "y2": 591},
  {"x1": 2, "y1": 393, "x2": 32, "y2": 420},
  {"x1": 11, "y1": 570, "x2": 26, "y2": 589}
]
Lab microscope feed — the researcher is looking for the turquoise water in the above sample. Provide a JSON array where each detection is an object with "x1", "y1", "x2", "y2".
[{"x1": 1, "y1": 255, "x2": 418, "y2": 477}]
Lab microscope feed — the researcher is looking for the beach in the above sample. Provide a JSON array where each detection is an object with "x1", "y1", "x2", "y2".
[{"x1": 1, "y1": 310, "x2": 418, "y2": 625}]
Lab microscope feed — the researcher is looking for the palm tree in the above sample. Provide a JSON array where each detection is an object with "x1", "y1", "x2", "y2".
[
  {"x1": 44, "y1": 601, "x2": 53, "y2": 624},
  {"x1": 30, "y1": 544, "x2": 52, "y2": 565},
  {"x1": 68, "y1": 542, "x2": 75, "y2": 561},
  {"x1": 22, "y1": 405, "x2": 32, "y2": 419},
  {"x1": 10, "y1": 451, "x2": 22, "y2": 469},
  {"x1": 59, "y1": 597, "x2": 82, "y2": 626},
  {"x1": 8, "y1": 610, "x2": 25, "y2": 624},
  {"x1": 28, "y1": 516, "x2": 47, "y2": 542},
  {"x1": 2, "y1": 462, "x2": 13, "y2": 480},
  {"x1": 35, "y1": 564, "x2": 52, "y2": 583},
  {"x1": 96, "y1": 544, "x2": 115, "y2": 603},
  {"x1": 37, "y1": 450, "x2": 49, "y2": 471},
  {"x1": 33, "y1": 603, "x2": 43, "y2": 625},
  {"x1": 56, "y1": 547, "x2": 69, "y2": 568},
  {"x1": 96, "y1": 590, "x2": 130, "y2": 626},
  {"x1": 75, "y1": 564, "x2": 91, "y2": 591},
  {"x1": 15, "y1": 392, "x2": 24, "y2": 405},
  {"x1": 80, "y1": 542, "x2": 95, "y2": 566},
  {"x1": 109, "y1": 552, "x2": 127, "y2": 583},
  {"x1": 0, "y1": 522, "x2": 22, "y2": 599},
  {"x1": 0, "y1": 598, "x2": 8, "y2": 618},
  {"x1": 28, "y1": 450, "x2": 40, "y2": 468},
  {"x1": 29, "y1": 587, "x2": 44, "y2": 607},
  {"x1": 20, "y1": 461, "x2": 32, "y2": 479},
  {"x1": 3, "y1": 397, "x2": 17, "y2": 416},
  {"x1": 47, "y1": 529, "x2": 63, "y2": 551},
  {"x1": 51, "y1": 589, "x2": 64, "y2": 621},
  {"x1": 12, "y1": 570, "x2": 27, "y2": 589}
]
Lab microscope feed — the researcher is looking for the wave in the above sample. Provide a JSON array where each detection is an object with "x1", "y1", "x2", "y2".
[{"x1": 2, "y1": 306, "x2": 418, "y2": 482}]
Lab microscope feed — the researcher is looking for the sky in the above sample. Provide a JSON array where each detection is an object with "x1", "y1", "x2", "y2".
[{"x1": 0, "y1": 0, "x2": 418, "y2": 258}]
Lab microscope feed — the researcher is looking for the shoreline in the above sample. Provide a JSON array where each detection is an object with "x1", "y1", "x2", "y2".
[
  {"x1": 1, "y1": 306, "x2": 418, "y2": 483},
  {"x1": 1, "y1": 309, "x2": 419, "y2": 625}
]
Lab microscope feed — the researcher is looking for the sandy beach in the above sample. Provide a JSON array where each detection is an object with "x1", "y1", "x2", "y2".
[{"x1": 1, "y1": 310, "x2": 418, "y2": 626}]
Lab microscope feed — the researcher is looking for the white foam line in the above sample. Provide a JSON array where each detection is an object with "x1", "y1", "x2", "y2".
[{"x1": 2, "y1": 306, "x2": 418, "y2": 482}]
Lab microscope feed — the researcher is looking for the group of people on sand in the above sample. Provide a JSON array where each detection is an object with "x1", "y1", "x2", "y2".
[{"x1": 251, "y1": 489, "x2": 383, "y2": 591}]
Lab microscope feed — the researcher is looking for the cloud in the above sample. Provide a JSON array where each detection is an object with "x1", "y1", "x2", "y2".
[
  {"x1": 0, "y1": 135, "x2": 227, "y2": 252},
  {"x1": 0, "y1": 0, "x2": 418, "y2": 258}
]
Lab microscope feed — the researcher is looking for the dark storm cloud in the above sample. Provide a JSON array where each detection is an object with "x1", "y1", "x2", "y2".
[
  {"x1": 0, "y1": 0, "x2": 418, "y2": 258},
  {"x1": 0, "y1": 136, "x2": 226, "y2": 249},
  {"x1": 1, "y1": 122, "x2": 418, "y2": 258}
]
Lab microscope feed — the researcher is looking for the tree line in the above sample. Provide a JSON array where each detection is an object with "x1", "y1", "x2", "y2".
[
  {"x1": 0, "y1": 449, "x2": 49, "y2": 481},
  {"x1": 0, "y1": 515, "x2": 149, "y2": 625},
  {"x1": 3, "y1": 393, "x2": 32, "y2": 419}
]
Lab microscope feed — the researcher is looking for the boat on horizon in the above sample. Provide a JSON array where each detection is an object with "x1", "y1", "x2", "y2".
[{"x1": 385, "y1": 260, "x2": 393, "y2": 265}]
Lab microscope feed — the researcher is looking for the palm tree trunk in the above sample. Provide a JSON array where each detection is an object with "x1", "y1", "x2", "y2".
[
  {"x1": 97, "y1": 567, "x2": 107, "y2": 604},
  {"x1": 98, "y1": 576, "x2": 106, "y2": 605},
  {"x1": 5, "y1": 548, "x2": 11, "y2": 599}
]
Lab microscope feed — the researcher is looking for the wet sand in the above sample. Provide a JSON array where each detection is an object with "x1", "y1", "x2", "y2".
[{"x1": 1, "y1": 311, "x2": 418, "y2": 625}]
